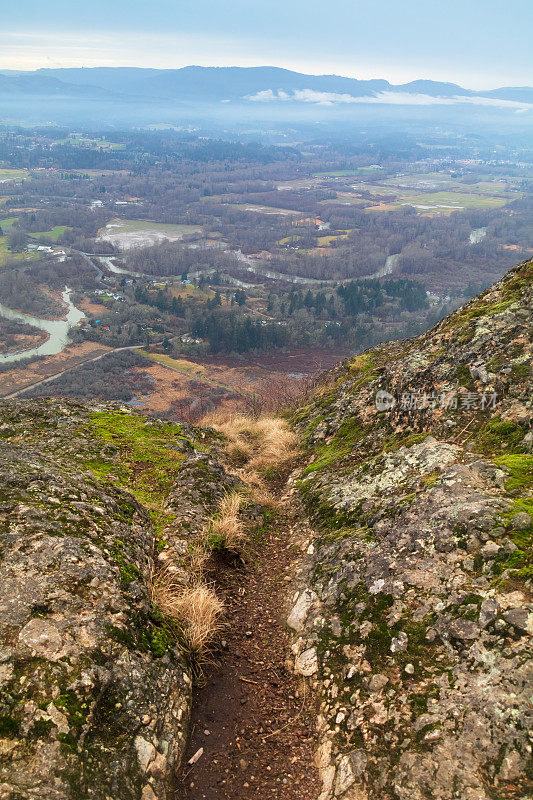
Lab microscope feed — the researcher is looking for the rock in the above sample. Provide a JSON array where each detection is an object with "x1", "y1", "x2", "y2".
[
  {"x1": 368, "y1": 673, "x2": 389, "y2": 692},
  {"x1": 480, "y1": 541, "x2": 500, "y2": 559},
  {"x1": 135, "y1": 736, "x2": 157, "y2": 773},
  {"x1": 349, "y1": 749, "x2": 367, "y2": 777},
  {"x1": 390, "y1": 632, "x2": 408, "y2": 653},
  {"x1": 0, "y1": 400, "x2": 229, "y2": 799},
  {"x1": 502, "y1": 607, "x2": 533, "y2": 635},
  {"x1": 511, "y1": 512, "x2": 532, "y2": 530},
  {"x1": 289, "y1": 260, "x2": 533, "y2": 800},
  {"x1": 294, "y1": 647, "x2": 318, "y2": 676},
  {"x1": 334, "y1": 755, "x2": 355, "y2": 796},
  {"x1": 499, "y1": 749, "x2": 522, "y2": 781},
  {"x1": 447, "y1": 618, "x2": 479, "y2": 640},
  {"x1": 479, "y1": 598, "x2": 499, "y2": 628}
]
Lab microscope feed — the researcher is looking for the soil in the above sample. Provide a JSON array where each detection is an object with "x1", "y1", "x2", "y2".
[{"x1": 175, "y1": 481, "x2": 319, "y2": 800}]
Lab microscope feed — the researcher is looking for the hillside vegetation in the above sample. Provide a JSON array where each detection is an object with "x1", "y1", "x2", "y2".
[
  {"x1": 288, "y1": 258, "x2": 532, "y2": 799},
  {"x1": 0, "y1": 259, "x2": 530, "y2": 800}
]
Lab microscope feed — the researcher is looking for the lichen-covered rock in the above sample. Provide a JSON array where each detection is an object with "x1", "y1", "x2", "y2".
[
  {"x1": 290, "y1": 260, "x2": 533, "y2": 800},
  {"x1": 0, "y1": 400, "x2": 226, "y2": 799}
]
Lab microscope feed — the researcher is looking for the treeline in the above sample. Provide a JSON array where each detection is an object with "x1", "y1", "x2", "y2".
[
  {"x1": 338, "y1": 278, "x2": 428, "y2": 314},
  {"x1": 0, "y1": 270, "x2": 64, "y2": 318},
  {"x1": 0, "y1": 129, "x2": 299, "y2": 171},
  {"x1": 190, "y1": 309, "x2": 289, "y2": 353},
  {"x1": 128, "y1": 241, "x2": 239, "y2": 276}
]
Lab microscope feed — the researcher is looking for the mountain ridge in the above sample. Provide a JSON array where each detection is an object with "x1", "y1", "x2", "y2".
[{"x1": 0, "y1": 66, "x2": 531, "y2": 105}]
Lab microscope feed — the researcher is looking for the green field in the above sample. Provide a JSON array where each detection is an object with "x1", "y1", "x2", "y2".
[
  {"x1": 29, "y1": 226, "x2": 72, "y2": 242},
  {"x1": 0, "y1": 169, "x2": 28, "y2": 182},
  {"x1": 317, "y1": 233, "x2": 349, "y2": 245},
  {"x1": 0, "y1": 217, "x2": 18, "y2": 233},
  {"x1": 370, "y1": 190, "x2": 510, "y2": 214},
  {"x1": 0, "y1": 236, "x2": 39, "y2": 267}
]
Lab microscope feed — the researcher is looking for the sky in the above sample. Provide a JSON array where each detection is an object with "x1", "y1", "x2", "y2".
[{"x1": 2, "y1": 0, "x2": 532, "y2": 89}]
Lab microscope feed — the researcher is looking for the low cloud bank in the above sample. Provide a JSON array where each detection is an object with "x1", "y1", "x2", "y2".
[{"x1": 245, "y1": 88, "x2": 532, "y2": 112}]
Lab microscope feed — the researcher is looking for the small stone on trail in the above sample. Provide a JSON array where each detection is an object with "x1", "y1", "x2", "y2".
[{"x1": 188, "y1": 747, "x2": 204, "y2": 766}]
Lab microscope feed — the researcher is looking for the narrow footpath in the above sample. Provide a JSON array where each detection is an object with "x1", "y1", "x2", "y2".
[{"x1": 175, "y1": 476, "x2": 319, "y2": 800}]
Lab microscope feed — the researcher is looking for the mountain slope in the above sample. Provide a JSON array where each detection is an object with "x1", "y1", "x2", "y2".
[
  {"x1": 289, "y1": 258, "x2": 532, "y2": 800},
  {"x1": 1, "y1": 66, "x2": 530, "y2": 106},
  {"x1": 0, "y1": 403, "x2": 239, "y2": 799}
]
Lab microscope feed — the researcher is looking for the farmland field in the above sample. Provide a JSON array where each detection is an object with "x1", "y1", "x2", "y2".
[
  {"x1": 0, "y1": 218, "x2": 18, "y2": 233},
  {"x1": 367, "y1": 190, "x2": 510, "y2": 213},
  {"x1": 97, "y1": 218, "x2": 203, "y2": 249},
  {"x1": 0, "y1": 236, "x2": 40, "y2": 267},
  {"x1": 0, "y1": 168, "x2": 28, "y2": 183},
  {"x1": 29, "y1": 226, "x2": 72, "y2": 242}
]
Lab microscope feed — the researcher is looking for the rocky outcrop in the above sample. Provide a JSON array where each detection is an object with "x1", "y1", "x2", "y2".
[
  {"x1": 289, "y1": 260, "x2": 532, "y2": 800},
  {"x1": 0, "y1": 401, "x2": 227, "y2": 800}
]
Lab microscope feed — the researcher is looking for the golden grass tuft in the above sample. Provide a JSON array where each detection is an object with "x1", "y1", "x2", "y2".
[
  {"x1": 207, "y1": 491, "x2": 245, "y2": 550},
  {"x1": 151, "y1": 568, "x2": 224, "y2": 653},
  {"x1": 202, "y1": 412, "x2": 299, "y2": 474}
]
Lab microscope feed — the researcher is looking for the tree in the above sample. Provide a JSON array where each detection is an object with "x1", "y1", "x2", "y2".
[
  {"x1": 234, "y1": 289, "x2": 246, "y2": 306},
  {"x1": 8, "y1": 230, "x2": 28, "y2": 252}
]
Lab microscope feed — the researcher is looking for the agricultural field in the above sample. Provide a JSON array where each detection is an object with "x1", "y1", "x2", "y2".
[
  {"x1": 367, "y1": 190, "x2": 510, "y2": 214},
  {"x1": 315, "y1": 169, "x2": 524, "y2": 215},
  {"x1": 0, "y1": 168, "x2": 28, "y2": 183},
  {"x1": 97, "y1": 218, "x2": 203, "y2": 249},
  {"x1": 0, "y1": 236, "x2": 40, "y2": 267},
  {"x1": 316, "y1": 232, "x2": 349, "y2": 245},
  {"x1": 167, "y1": 282, "x2": 215, "y2": 301},
  {"x1": 0, "y1": 217, "x2": 18, "y2": 233},
  {"x1": 29, "y1": 226, "x2": 72, "y2": 242}
]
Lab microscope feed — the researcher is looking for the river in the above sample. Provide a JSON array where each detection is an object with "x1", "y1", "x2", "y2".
[{"x1": 0, "y1": 288, "x2": 85, "y2": 364}]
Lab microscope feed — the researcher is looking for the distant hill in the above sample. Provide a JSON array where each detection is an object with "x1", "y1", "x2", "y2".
[{"x1": 0, "y1": 65, "x2": 530, "y2": 106}]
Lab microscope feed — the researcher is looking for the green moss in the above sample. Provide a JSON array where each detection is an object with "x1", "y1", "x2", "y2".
[
  {"x1": 148, "y1": 626, "x2": 174, "y2": 658},
  {"x1": 500, "y1": 261, "x2": 533, "y2": 302},
  {"x1": 475, "y1": 418, "x2": 525, "y2": 457},
  {"x1": 29, "y1": 718, "x2": 55, "y2": 739},
  {"x1": 0, "y1": 714, "x2": 20, "y2": 737},
  {"x1": 111, "y1": 541, "x2": 141, "y2": 589},
  {"x1": 510, "y1": 362, "x2": 530, "y2": 379},
  {"x1": 83, "y1": 410, "x2": 188, "y2": 505},
  {"x1": 55, "y1": 690, "x2": 90, "y2": 729},
  {"x1": 495, "y1": 454, "x2": 533, "y2": 492},
  {"x1": 455, "y1": 363, "x2": 474, "y2": 389},
  {"x1": 107, "y1": 625, "x2": 135, "y2": 649},
  {"x1": 382, "y1": 432, "x2": 429, "y2": 452},
  {"x1": 492, "y1": 500, "x2": 533, "y2": 587}
]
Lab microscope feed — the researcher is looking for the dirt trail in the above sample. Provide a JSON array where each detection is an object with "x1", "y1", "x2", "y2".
[{"x1": 175, "y1": 481, "x2": 319, "y2": 800}]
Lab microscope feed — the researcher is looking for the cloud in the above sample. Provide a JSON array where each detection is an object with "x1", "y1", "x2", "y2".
[{"x1": 245, "y1": 88, "x2": 533, "y2": 112}]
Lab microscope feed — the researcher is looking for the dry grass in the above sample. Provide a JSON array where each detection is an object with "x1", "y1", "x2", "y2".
[
  {"x1": 207, "y1": 491, "x2": 245, "y2": 551},
  {"x1": 202, "y1": 412, "x2": 299, "y2": 474},
  {"x1": 151, "y1": 568, "x2": 224, "y2": 653},
  {"x1": 236, "y1": 467, "x2": 281, "y2": 510}
]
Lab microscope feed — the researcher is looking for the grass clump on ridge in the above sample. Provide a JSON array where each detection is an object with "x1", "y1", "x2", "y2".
[{"x1": 151, "y1": 568, "x2": 224, "y2": 654}]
